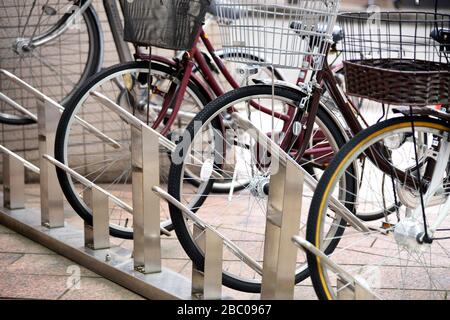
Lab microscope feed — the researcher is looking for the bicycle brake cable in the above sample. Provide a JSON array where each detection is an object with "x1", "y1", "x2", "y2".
[{"x1": 409, "y1": 106, "x2": 432, "y2": 243}]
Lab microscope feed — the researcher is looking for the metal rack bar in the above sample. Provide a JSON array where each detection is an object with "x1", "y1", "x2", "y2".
[
  {"x1": 0, "y1": 145, "x2": 40, "y2": 174},
  {"x1": 0, "y1": 69, "x2": 60, "y2": 108},
  {"x1": 90, "y1": 91, "x2": 176, "y2": 151},
  {"x1": 0, "y1": 92, "x2": 37, "y2": 121},
  {"x1": 90, "y1": 91, "x2": 224, "y2": 179},
  {"x1": 0, "y1": 141, "x2": 38, "y2": 212},
  {"x1": 131, "y1": 124, "x2": 161, "y2": 274},
  {"x1": 2, "y1": 153, "x2": 25, "y2": 210},
  {"x1": 83, "y1": 187, "x2": 110, "y2": 250},
  {"x1": 152, "y1": 186, "x2": 263, "y2": 276},
  {"x1": 43, "y1": 155, "x2": 170, "y2": 236},
  {"x1": 191, "y1": 225, "x2": 223, "y2": 300},
  {"x1": 292, "y1": 236, "x2": 380, "y2": 300}
]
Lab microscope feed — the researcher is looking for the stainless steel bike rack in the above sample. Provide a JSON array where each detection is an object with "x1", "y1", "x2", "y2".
[
  {"x1": 0, "y1": 68, "x2": 376, "y2": 300},
  {"x1": 0, "y1": 70, "x2": 192, "y2": 299},
  {"x1": 38, "y1": 100, "x2": 65, "y2": 228}
]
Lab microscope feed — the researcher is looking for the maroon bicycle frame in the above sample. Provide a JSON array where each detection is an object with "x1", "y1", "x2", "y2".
[{"x1": 136, "y1": 27, "x2": 295, "y2": 136}]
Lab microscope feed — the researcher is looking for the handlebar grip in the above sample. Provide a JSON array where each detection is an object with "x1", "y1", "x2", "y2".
[{"x1": 208, "y1": 0, "x2": 245, "y2": 20}]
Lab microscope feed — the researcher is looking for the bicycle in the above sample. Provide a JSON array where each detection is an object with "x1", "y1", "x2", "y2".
[
  {"x1": 52, "y1": 0, "x2": 296, "y2": 240},
  {"x1": 305, "y1": 1, "x2": 450, "y2": 299},
  {"x1": 166, "y1": 0, "x2": 346, "y2": 293},
  {"x1": 307, "y1": 113, "x2": 450, "y2": 300},
  {"x1": 166, "y1": 0, "x2": 450, "y2": 293}
]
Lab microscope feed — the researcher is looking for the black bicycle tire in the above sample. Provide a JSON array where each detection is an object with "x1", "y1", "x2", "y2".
[
  {"x1": 55, "y1": 60, "x2": 209, "y2": 239},
  {"x1": 168, "y1": 84, "x2": 352, "y2": 293}
]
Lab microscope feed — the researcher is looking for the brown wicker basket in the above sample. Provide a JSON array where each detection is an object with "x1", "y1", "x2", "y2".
[{"x1": 344, "y1": 59, "x2": 450, "y2": 105}]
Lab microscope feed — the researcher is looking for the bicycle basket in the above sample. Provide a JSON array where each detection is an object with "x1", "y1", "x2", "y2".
[
  {"x1": 123, "y1": 0, "x2": 211, "y2": 50},
  {"x1": 215, "y1": 0, "x2": 340, "y2": 70},
  {"x1": 339, "y1": 11, "x2": 450, "y2": 105}
]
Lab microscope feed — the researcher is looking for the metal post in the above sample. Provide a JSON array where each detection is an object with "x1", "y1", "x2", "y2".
[
  {"x1": 191, "y1": 225, "x2": 223, "y2": 300},
  {"x1": 337, "y1": 278, "x2": 355, "y2": 300},
  {"x1": 132, "y1": 125, "x2": 161, "y2": 274},
  {"x1": 292, "y1": 235, "x2": 381, "y2": 300},
  {"x1": 38, "y1": 100, "x2": 64, "y2": 228},
  {"x1": 261, "y1": 160, "x2": 304, "y2": 300},
  {"x1": 337, "y1": 277, "x2": 377, "y2": 300},
  {"x1": 3, "y1": 153, "x2": 25, "y2": 210},
  {"x1": 83, "y1": 187, "x2": 110, "y2": 250}
]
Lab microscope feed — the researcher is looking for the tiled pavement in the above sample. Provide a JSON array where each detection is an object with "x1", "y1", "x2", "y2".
[
  {"x1": 0, "y1": 224, "x2": 318, "y2": 300},
  {"x1": 0, "y1": 185, "x2": 319, "y2": 300},
  {"x1": 0, "y1": 224, "x2": 144, "y2": 300}
]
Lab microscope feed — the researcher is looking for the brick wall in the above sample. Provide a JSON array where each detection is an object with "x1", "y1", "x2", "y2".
[{"x1": 0, "y1": 2, "x2": 127, "y2": 182}]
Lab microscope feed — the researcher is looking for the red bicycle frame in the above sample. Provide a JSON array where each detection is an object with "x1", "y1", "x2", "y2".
[{"x1": 135, "y1": 27, "x2": 296, "y2": 136}]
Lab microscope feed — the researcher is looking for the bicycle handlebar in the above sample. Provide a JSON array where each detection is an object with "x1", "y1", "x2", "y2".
[{"x1": 207, "y1": 0, "x2": 245, "y2": 20}]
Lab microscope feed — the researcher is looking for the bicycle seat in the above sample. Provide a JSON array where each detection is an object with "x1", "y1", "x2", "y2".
[
  {"x1": 289, "y1": 21, "x2": 344, "y2": 45},
  {"x1": 430, "y1": 28, "x2": 450, "y2": 51},
  {"x1": 208, "y1": 0, "x2": 244, "y2": 20}
]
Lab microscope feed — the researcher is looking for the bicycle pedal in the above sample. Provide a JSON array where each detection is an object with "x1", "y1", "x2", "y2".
[
  {"x1": 293, "y1": 121, "x2": 302, "y2": 136},
  {"x1": 381, "y1": 221, "x2": 395, "y2": 231}
]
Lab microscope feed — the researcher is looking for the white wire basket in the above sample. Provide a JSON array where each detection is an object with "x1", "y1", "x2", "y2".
[{"x1": 216, "y1": 0, "x2": 340, "y2": 70}]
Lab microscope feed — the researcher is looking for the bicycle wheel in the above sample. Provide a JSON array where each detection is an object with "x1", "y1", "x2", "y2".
[
  {"x1": 168, "y1": 84, "x2": 354, "y2": 292},
  {"x1": 0, "y1": 1, "x2": 102, "y2": 124},
  {"x1": 307, "y1": 116, "x2": 450, "y2": 300},
  {"x1": 55, "y1": 61, "x2": 209, "y2": 239}
]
